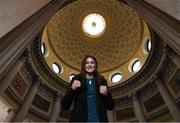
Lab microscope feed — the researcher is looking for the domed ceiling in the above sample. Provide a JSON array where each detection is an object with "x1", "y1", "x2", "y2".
[
  {"x1": 46, "y1": 0, "x2": 143, "y2": 72},
  {"x1": 41, "y1": 0, "x2": 151, "y2": 85}
]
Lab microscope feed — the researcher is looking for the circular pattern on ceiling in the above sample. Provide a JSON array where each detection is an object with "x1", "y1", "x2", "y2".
[
  {"x1": 82, "y1": 13, "x2": 106, "y2": 38},
  {"x1": 47, "y1": 0, "x2": 143, "y2": 72}
]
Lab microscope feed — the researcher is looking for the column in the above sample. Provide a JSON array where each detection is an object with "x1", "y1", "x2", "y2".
[
  {"x1": 124, "y1": 0, "x2": 180, "y2": 55},
  {"x1": 49, "y1": 92, "x2": 61, "y2": 122},
  {"x1": 0, "y1": 0, "x2": 66, "y2": 79},
  {"x1": 168, "y1": 50, "x2": 180, "y2": 69},
  {"x1": 108, "y1": 110, "x2": 115, "y2": 122},
  {"x1": 154, "y1": 75, "x2": 180, "y2": 121},
  {"x1": 13, "y1": 80, "x2": 40, "y2": 122},
  {"x1": 132, "y1": 92, "x2": 146, "y2": 122},
  {"x1": 4, "y1": 108, "x2": 17, "y2": 122},
  {"x1": 0, "y1": 57, "x2": 26, "y2": 94}
]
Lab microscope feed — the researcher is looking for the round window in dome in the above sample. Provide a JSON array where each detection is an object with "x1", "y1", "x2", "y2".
[
  {"x1": 52, "y1": 63, "x2": 61, "y2": 74},
  {"x1": 111, "y1": 73, "x2": 122, "y2": 83}
]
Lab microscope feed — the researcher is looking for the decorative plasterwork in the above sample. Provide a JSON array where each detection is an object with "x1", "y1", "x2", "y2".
[
  {"x1": 42, "y1": 0, "x2": 153, "y2": 85},
  {"x1": 46, "y1": 0, "x2": 143, "y2": 72}
]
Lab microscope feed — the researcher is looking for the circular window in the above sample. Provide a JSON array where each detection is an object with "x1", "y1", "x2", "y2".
[
  {"x1": 69, "y1": 74, "x2": 75, "y2": 81},
  {"x1": 52, "y1": 63, "x2": 61, "y2": 74},
  {"x1": 111, "y1": 73, "x2": 122, "y2": 83},
  {"x1": 41, "y1": 43, "x2": 45, "y2": 55},
  {"x1": 144, "y1": 39, "x2": 152, "y2": 53},
  {"x1": 82, "y1": 13, "x2": 106, "y2": 38},
  {"x1": 41, "y1": 43, "x2": 48, "y2": 57},
  {"x1": 147, "y1": 39, "x2": 152, "y2": 52},
  {"x1": 131, "y1": 60, "x2": 141, "y2": 72}
]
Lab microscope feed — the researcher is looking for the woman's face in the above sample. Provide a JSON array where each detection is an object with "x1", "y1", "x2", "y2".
[{"x1": 85, "y1": 57, "x2": 96, "y2": 74}]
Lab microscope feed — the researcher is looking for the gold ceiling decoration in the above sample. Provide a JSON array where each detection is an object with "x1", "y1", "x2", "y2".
[{"x1": 46, "y1": 0, "x2": 143, "y2": 72}]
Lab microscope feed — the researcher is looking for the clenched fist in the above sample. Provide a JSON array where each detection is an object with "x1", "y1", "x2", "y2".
[
  {"x1": 71, "y1": 80, "x2": 81, "y2": 90},
  {"x1": 100, "y1": 85, "x2": 108, "y2": 95}
]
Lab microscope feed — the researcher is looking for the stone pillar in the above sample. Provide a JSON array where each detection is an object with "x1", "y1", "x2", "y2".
[
  {"x1": 154, "y1": 75, "x2": 180, "y2": 121},
  {"x1": 124, "y1": 0, "x2": 180, "y2": 55},
  {"x1": 49, "y1": 92, "x2": 61, "y2": 122},
  {"x1": 13, "y1": 80, "x2": 40, "y2": 122},
  {"x1": 4, "y1": 108, "x2": 17, "y2": 122},
  {"x1": 108, "y1": 110, "x2": 115, "y2": 122},
  {"x1": 132, "y1": 92, "x2": 146, "y2": 122},
  {"x1": 0, "y1": 57, "x2": 25, "y2": 93},
  {"x1": 0, "y1": 0, "x2": 66, "y2": 79},
  {"x1": 168, "y1": 50, "x2": 180, "y2": 69}
]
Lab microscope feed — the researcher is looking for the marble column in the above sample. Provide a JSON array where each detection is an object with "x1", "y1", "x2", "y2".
[
  {"x1": 0, "y1": 57, "x2": 26, "y2": 93},
  {"x1": 4, "y1": 108, "x2": 17, "y2": 122},
  {"x1": 13, "y1": 80, "x2": 40, "y2": 122},
  {"x1": 0, "y1": 0, "x2": 66, "y2": 79},
  {"x1": 168, "y1": 50, "x2": 180, "y2": 69},
  {"x1": 132, "y1": 92, "x2": 146, "y2": 122},
  {"x1": 154, "y1": 75, "x2": 180, "y2": 121},
  {"x1": 124, "y1": 0, "x2": 180, "y2": 55},
  {"x1": 49, "y1": 92, "x2": 61, "y2": 122},
  {"x1": 108, "y1": 110, "x2": 115, "y2": 122}
]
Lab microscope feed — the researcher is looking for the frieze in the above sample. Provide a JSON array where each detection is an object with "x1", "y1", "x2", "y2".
[
  {"x1": 38, "y1": 83, "x2": 55, "y2": 100},
  {"x1": 161, "y1": 58, "x2": 176, "y2": 82},
  {"x1": 138, "y1": 82, "x2": 157, "y2": 98},
  {"x1": 20, "y1": 60, "x2": 34, "y2": 84},
  {"x1": 110, "y1": 30, "x2": 164, "y2": 96},
  {"x1": 115, "y1": 96, "x2": 132, "y2": 107}
]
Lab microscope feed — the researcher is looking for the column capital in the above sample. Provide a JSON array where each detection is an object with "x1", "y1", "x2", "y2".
[
  {"x1": 163, "y1": 46, "x2": 169, "y2": 57},
  {"x1": 132, "y1": 91, "x2": 139, "y2": 102},
  {"x1": 56, "y1": 92, "x2": 61, "y2": 96},
  {"x1": 132, "y1": 91, "x2": 137, "y2": 96},
  {"x1": 32, "y1": 80, "x2": 41, "y2": 87},
  {"x1": 153, "y1": 73, "x2": 162, "y2": 82},
  {"x1": 128, "y1": 93, "x2": 132, "y2": 98},
  {"x1": 128, "y1": 91, "x2": 137, "y2": 99},
  {"x1": 167, "y1": 49, "x2": 176, "y2": 58},
  {"x1": 55, "y1": 92, "x2": 61, "y2": 101}
]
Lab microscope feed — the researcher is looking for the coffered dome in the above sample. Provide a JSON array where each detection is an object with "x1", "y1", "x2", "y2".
[
  {"x1": 46, "y1": 0, "x2": 143, "y2": 72},
  {"x1": 1, "y1": 0, "x2": 180, "y2": 122},
  {"x1": 40, "y1": 0, "x2": 151, "y2": 86}
]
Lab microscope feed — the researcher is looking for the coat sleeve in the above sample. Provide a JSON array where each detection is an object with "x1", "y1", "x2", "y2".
[
  {"x1": 61, "y1": 76, "x2": 77, "y2": 110},
  {"x1": 100, "y1": 78, "x2": 115, "y2": 110},
  {"x1": 102, "y1": 91, "x2": 115, "y2": 110}
]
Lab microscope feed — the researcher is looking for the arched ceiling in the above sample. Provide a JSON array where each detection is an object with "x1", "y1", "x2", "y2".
[{"x1": 46, "y1": 0, "x2": 143, "y2": 72}]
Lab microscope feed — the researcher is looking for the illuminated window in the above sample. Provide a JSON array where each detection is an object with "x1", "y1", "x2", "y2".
[
  {"x1": 52, "y1": 63, "x2": 61, "y2": 74},
  {"x1": 69, "y1": 74, "x2": 75, "y2": 81},
  {"x1": 147, "y1": 39, "x2": 152, "y2": 52},
  {"x1": 41, "y1": 43, "x2": 48, "y2": 57},
  {"x1": 111, "y1": 73, "x2": 122, "y2": 83},
  {"x1": 144, "y1": 39, "x2": 152, "y2": 53},
  {"x1": 82, "y1": 13, "x2": 106, "y2": 38},
  {"x1": 41, "y1": 43, "x2": 45, "y2": 55},
  {"x1": 131, "y1": 60, "x2": 140, "y2": 72}
]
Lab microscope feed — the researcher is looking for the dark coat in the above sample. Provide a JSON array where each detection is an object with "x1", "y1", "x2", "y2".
[{"x1": 61, "y1": 74, "x2": 115, "y2": 122}]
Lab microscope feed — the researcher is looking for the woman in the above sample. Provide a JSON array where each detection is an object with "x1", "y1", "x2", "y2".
[{"x1": 61, "y1": 55, "x2": 115, "y2": 122}]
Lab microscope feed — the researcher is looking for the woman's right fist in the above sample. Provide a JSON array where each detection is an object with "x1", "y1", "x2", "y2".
[{"x1": 72, "y1": 80, "x2": 81, "y2": 90}]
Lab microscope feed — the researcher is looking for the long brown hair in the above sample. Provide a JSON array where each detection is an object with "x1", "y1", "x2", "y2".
[
  {"x1": 79, "y1": 55, "x2": 104, "y2": 83},
  {"x1": 80, "y1": 55, "x2": 98, "y2": 75}
]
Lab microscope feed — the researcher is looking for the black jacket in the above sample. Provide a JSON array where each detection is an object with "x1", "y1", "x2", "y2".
[{"x1": 61, "y1": 74, "x2": 115, "y2": 122}]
